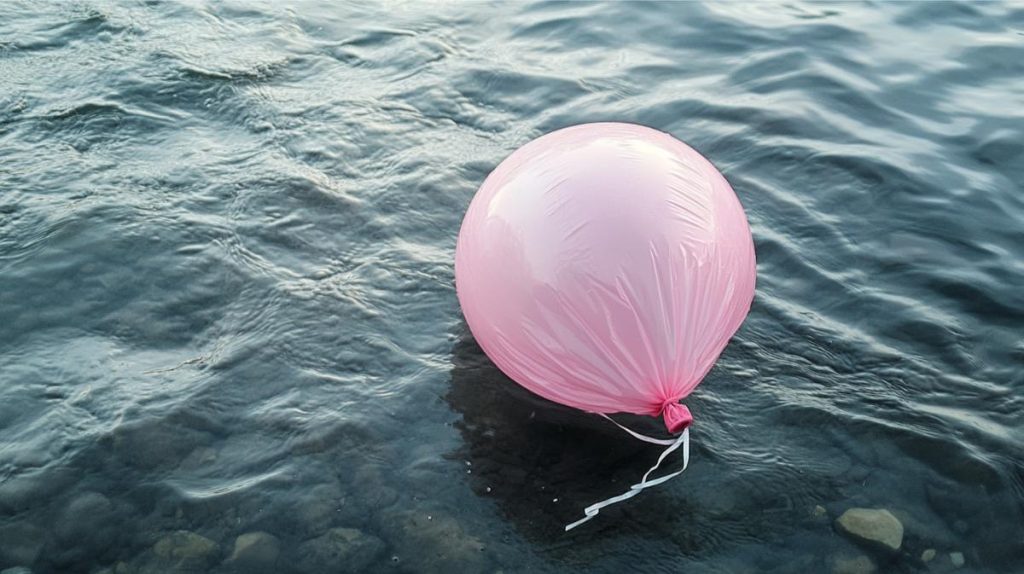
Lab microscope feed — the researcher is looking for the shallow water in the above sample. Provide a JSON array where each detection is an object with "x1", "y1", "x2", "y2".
[{"x1": 2, "y1": 1, "x2": 1023, "y2": 573}]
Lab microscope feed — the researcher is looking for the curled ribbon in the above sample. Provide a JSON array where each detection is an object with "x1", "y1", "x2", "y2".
[{"x1": 564, "y1": 414, "x2": 691, "y2": 531}]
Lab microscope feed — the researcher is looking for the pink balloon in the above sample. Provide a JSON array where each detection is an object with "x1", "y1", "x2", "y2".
[{"x1": 455, "y1": 123, "x2": 756, "y2": 434}]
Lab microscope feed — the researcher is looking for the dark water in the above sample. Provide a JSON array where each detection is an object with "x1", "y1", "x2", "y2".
[{"x1": 2, "y1": 1, "x2": 1023, "y2": 573}]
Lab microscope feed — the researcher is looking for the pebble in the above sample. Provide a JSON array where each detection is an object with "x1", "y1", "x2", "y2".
[
  {"x1": 950, "y1": 552, "x2": 965, "y2": 567},
  {"x1": 0, "y1": 467, "x2": 77, "y2": 514},
  {"x1": 297, "y1": 527, "x2": 385, "y2": 574},
  {"x1": 93, "y1": 561, "x2": 131, "y2": 574},
  {"x1": 0, "y1": 523, "x2": 45, "y2": 566},
  {"x1": 56, "y1": 491, "x2": 115, "y2": 543},
  {"x1": 151, "y1": 530, "x2": 219, "y2": 571},
  {"x1": 378, "y1": 509, "x2": 487, "y2": 574},
  {"x1": 179, "y1": 446, "x2": 218, "y2": 470},
  {"x1": 832, "y1": 554, "x2": 876, "y2": 574},
  {"x1": 921, "y1": 548, "x2": 936, "y2": 562},
  {"x1": 835, "y1": 507, "x2": 904, "y2": 551},
  {"x1": 224, "y1": 531, "x2": 280, "y2": 572},
  {"x1": 351, "y1": 466, "x2": 399, "y2": 512},
  {"x1": 294, "y1": 482, "x2": 346, "y2": 536},
  {"x1": 110, "y1": 422, "x2": 207, "y2": 470}
]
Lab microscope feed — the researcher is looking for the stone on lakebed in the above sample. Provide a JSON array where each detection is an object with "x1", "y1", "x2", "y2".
[
  {"x1": 151, "y1": 530, "x2": 219, "y2": 571},
  {"x1": 831, "y1": 553, "x2": 876, "y2": 574},
  {"x1": 224, "y1": 531, "x2": 280, "y2": 572},
  {"x1": 297, "y1": 527, "x2": 385, "y2": 574},
  {"x1": 835, "y1": 507, "x2": 904, "y2": 552}
]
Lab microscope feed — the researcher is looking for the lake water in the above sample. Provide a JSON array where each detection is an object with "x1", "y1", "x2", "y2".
[{"x1": 1, "y1": 2, "x2": 1022, "y2": 573}]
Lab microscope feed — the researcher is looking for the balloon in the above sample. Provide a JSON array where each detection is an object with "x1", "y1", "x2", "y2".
[{"x1": 455, "y1": 122, "x2": 755, "y2": 434}]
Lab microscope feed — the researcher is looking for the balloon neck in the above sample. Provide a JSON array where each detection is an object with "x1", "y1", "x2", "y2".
[{"x1": 661, "y1": 401, "x2": 692, "y2": 434}]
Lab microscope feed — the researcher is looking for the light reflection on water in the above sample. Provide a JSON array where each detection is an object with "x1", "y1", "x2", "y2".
[{"x1": 1, "y1": 1, "x2": 1022, "y2": 573}]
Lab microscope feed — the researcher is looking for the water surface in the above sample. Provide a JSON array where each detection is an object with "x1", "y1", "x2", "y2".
[{"x1": 1, "y1": 1, "x2": 1023, "y2": 573}]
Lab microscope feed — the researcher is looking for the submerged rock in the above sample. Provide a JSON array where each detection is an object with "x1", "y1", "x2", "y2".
[
  {"x1": 0, "y1": 467, "x2": 77, "y2": 515},
  {"x1": 92, "y1": 560, "x2": 134, "y2": 574},
  {"x1": 379, "y1": 509, "x2": 487, "y2": 573},
  {"x1": 351, "y1": 465, "x2": 398, "y2": 513},
  {"x1": 56, "y1": 492, "x2": 114, "y2": 539},
  {"x1": 1, "y1": 567, "x2": 35, "y2": 574},
  {"x1": 296, "y1": 527, "x2": 385, "y2": 573},
  {"x1": 109, "y1": 422, "x2": 208, "y2": 471},
  {"x1": 921, "y1": 548, "x2": 936, "y2": 562},
  {"x1": 224, "y1": 531, "x2": 280, "y2": 572},
  {"x1": 0, "y1": 523, "x2": 45, "y2": 567},
  {"x1": 950, "y1": 551, "x2": 965, "y2": 567},
  {"x1": 54, "y1": 491, "x2": 119, "y2": 562},
  {"x1": 832, "y1": 554, "x2": 876, "y2": 574},
  {"x1": 113, "y1": 561, "x2": 133, "y2": 574},
  {"x1": 149, "y1": 530, "x2": 219, "y2": 571},
  {"x1": 835, "y1": 508, "x2": 904, "y2": 551},
  {"x1": 293, "y1": 481, "x2": 347, "y2": 536},
  {"x1": 178, "y1": 446, "x2": 218, "y2": 471}
]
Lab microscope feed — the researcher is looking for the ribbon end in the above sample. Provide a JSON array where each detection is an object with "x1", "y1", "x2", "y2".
[
  {"x1": 563, "y1": 426, "x2": 690, "y2": 532},
  {"x1": 564, "y1": 516, "x2": 591, "y2": 532}
]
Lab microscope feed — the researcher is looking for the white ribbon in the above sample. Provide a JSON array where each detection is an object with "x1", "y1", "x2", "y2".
[
  {"x1": 564, "y1": 415, "x2": 690, "y2": 531},
  {"x1": 595, "y1": 413, "x2": 680, "y2": 446}
]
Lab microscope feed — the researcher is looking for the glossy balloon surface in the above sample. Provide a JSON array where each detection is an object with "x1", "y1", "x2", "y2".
[{"x1": 456, "y1": 123, "x2": 755, "y2": 432}]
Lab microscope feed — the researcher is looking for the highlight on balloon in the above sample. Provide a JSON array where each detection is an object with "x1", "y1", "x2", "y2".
[{"x1": 455, "y1": 122, "x2": 756, "y2": 530}]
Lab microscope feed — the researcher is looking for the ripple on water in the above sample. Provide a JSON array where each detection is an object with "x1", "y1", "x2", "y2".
[{"x1": 2, "y1": 1, "x2": 1024, "y2": 573}]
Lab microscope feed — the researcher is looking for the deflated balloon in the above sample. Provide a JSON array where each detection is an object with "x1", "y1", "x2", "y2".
[{"x1": 455, "y1": 122, "x2": 755, "y2": 433}]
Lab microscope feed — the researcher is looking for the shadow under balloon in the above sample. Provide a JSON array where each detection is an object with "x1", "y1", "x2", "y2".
[{"x1": 444, "y1": 327, "x2": 695, "y2": 543}]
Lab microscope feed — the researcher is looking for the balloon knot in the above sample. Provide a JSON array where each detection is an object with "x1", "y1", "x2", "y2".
[{"x1": 661, "y1": 401, "x2": 692, "y2": 434}]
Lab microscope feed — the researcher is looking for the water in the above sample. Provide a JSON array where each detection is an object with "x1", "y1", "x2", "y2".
[{"x1": 1, "y1": 1, "x2": 1022, "y2": 572}]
